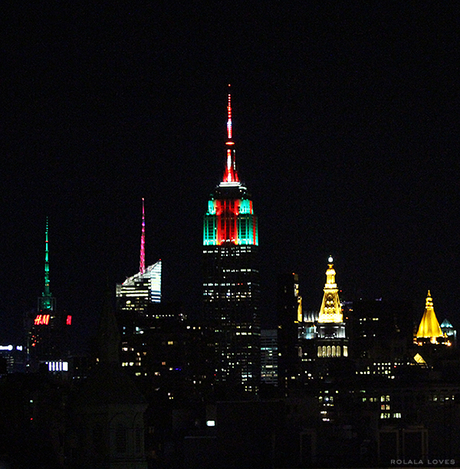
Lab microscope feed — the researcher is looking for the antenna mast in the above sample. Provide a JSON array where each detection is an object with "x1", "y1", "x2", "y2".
[
  {"x1": 140, "y1": 198, "x2": 146, "y2": 274},
  {"x1": 44, "y1": 217, "x2": 51, "y2": 297},
  {"x1": 223, "y1": 84, "x2": 239, "y2": 183},
  {"x1": 38, "y1": 217, "x2": 55, "y2": 312}
]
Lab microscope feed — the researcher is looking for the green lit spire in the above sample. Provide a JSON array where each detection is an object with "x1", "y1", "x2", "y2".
[
  {"x1": 38, "y1": 217, "x2": 55, "y2": 312},
  {"x1": 44, "y1": 217, "x2": 50, "y2": 296}
]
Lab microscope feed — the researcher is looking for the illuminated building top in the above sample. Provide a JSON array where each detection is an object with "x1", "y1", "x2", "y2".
[
  {"x1": 38, "y1": 217, "x2": 56, "y2": 312},
  {"x1": 119, "y1": 260, "x2": 162, "y2": 304},
  {"x1": 317, "y1": 257, "x2": 343, "y2": 324},
  {"x1": 116, "y1": 200, "x2": 161, "y2": 316},
  {"x1": 203, "y1": 86, "x2": 258, "y2": 246},
  {"x1": 416, "y1": 290, "x2": 443, "y2": 340}
]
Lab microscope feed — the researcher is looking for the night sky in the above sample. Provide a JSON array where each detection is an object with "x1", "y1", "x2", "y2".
[{"x1": 2, "y1": 3, "x2": 459, "y2": 349}]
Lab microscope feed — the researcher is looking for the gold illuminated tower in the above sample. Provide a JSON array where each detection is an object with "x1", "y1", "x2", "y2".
[
  {"x1": 415, "y1": 291, "x2": 444, "y2": 344},
  {"x1": 318, "y1": 258, "x2": 343, "y2": 324},
  {"x1": 316, "y1": 257, "x2": 348, "y2": 358}
]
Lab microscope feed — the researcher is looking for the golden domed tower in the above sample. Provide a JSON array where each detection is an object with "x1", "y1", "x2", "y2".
[
  {"x1": 316, "y1": 257, "x2": 348, "y2": 358},
  {"x1": 415, "y1": 291, "x2": 445, "y2": 345},
  {"x1": 318, "y1": 258, "x2": 343, "y2": 324}
]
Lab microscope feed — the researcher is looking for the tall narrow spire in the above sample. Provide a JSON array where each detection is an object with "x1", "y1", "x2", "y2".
[
  {"x1": 38, "y1": 217, "x2": 55, "y2": 312},
  {"x1": 140, "y1": 198, "x2": 145, "y2": 275},
  {"x1": 226, "y1": 88, "x2": 233, "y2": 143},
  {"x1": 223, "y1": 84, "x2": 239, "y2": 184},
  {"x1": 44, "y1": 217, "x2": 51, "y2": 297}
]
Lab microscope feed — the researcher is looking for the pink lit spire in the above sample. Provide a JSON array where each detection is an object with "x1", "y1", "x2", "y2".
[
  {"x1": 223, "y1": 84, "x2": 239, "y2": 183},
  {"x1": 139, "y1": 198, "x2": 145, "y2": 274}
]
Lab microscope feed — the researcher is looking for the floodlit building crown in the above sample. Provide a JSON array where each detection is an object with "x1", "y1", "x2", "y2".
[
  {"x1": 318, "y1": 257, "x2": 343, "y2": 324},
  {"x1": 416, "y1": 290, "x2": 443, "y2": 342}
]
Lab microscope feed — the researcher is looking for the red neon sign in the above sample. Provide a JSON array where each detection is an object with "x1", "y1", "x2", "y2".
[
  {"x1": 66, "y1": 315, "x2": 72, "y2": 326},
  {"x1": 34, "y1": 314, "x2": 50, "y2": 325}
]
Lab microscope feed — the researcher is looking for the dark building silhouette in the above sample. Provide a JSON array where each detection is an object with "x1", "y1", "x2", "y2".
[
  {"x1": 68, "y1": 292, "x2": 148, "y2": 468},
  {"x1": 277, "y1": 272, "x2": 302, "y2": 389},
  {"x1": 350, "y1": 297, "x2": 415, "y2": 380},
  {"x1": 0, "y1": 371, "x2": 69, "y2": 468}
]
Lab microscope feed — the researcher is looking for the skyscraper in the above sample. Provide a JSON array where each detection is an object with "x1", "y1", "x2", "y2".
[
  {"x1": 316, "y1": 257, "x2": 348, "y2": 359},
  {"x1": 203, "y1": 88, "x2": 260, "y2": 392},
  {"x1": 116, "y1": 200, "x2": 162, "y2": 376},
  {"x1": 27, "y1": 218, "x2": 71, "y2": 368},
  {"x1": 116, "y1": 199, "x2": 162, "y2": 332}
]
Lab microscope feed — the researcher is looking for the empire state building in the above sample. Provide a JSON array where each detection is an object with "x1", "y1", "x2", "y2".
[{"x1": 203, "y1": 88, "x2": 260, "y2": 392}]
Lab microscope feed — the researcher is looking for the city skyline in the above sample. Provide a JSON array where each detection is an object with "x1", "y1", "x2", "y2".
[{"x1": 2, "y1": 3, "x2": 459, "y2": 347}]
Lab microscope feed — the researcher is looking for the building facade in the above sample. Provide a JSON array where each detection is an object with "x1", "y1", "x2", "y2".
[
  {"x1": 261, "y1": 329, "x2": 278, "y2": 386},
  {"x1": 203, "y1": 89, "x2": 260, "y2": 392}
]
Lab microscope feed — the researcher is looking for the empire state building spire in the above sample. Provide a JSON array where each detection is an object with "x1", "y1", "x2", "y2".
[{"x1": 222, "y1": 85, "x2": 239, "y2": 184}]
